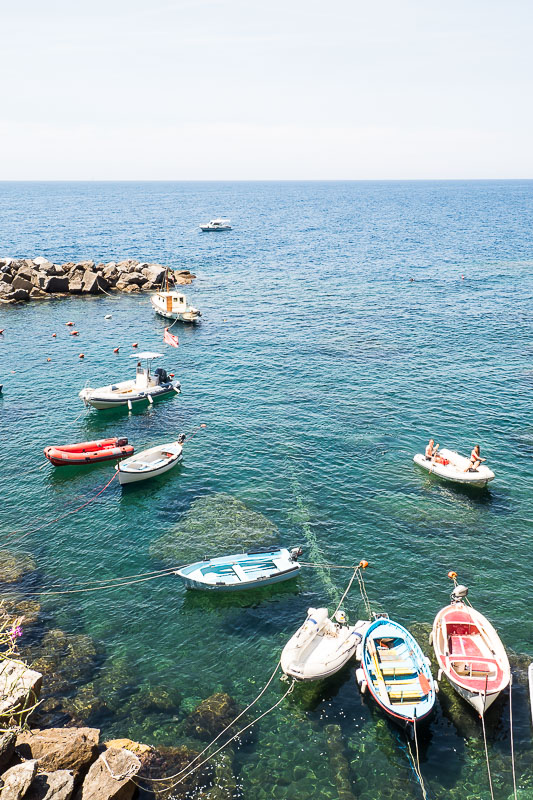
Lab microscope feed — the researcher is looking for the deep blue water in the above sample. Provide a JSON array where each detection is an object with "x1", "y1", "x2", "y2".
[{"x1": 0, "y1": 181, "x2": 532, "y2": 799}]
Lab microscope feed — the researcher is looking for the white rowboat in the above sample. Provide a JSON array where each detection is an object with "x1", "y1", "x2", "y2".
[
  {"x1": 414, "y1": 448, "x2": 495, "y2": 488},
  {"x1": 176, "y1": 547, "x2": 302, "y2": 591},
  {"x1": 116, "y1": 437, "x2": 184, "y2": 485}
]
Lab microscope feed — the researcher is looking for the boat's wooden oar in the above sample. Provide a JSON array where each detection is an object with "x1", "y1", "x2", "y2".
[{"x1": 367, "y1": 637, "x2": 389, "y2": 704}]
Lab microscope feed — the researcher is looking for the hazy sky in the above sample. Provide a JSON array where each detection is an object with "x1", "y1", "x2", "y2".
[{"x1": 1, "y1": 0, "x2": 531, "y2": 179}]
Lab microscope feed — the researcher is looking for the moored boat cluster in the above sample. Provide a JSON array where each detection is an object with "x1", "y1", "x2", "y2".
[{"x1": 0, "y1": 256, "x2": 195, "y2": 304}]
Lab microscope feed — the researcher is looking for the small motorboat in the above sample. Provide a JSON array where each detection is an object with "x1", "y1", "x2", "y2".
[
  {"x1": 79, "y1": 352, "x2": 180, "y2": 410},
  {"x1": 116, "y1": 435, "x2": 185, "y2": 485},
  {"x1": 357, "y1": 616, "x2": 435, "y2": 729},
  {"x1": 151, "y1": 290, "x2": 201, "y2": 323},
  {"x1": 281, "y1": 608, "x2": 368, "y2": 681},
  {"x1": 44, "y1": 437, "x2": 133, "y2": 467},
  {"x1": 413, "y1": 448, "x2": 495, "y2": 488},
  {"x1": 200, "y1": 218, "x2": 232, "y2": 232},
  {"x1": 176, "y1": 547, "x2": 302, "y2": 591},
  {"x1": 432, "y1": 581, "x2": 510, "y2": 715}
]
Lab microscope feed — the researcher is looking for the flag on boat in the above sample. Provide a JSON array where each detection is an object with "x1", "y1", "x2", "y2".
[{"x1": 163, "y1": 328, "x2": 179, "y2": 348}]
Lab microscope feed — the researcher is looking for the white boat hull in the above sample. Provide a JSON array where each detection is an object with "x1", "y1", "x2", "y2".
[
  {"x1": 150, "y1": 294, "x2": 201, "y2": 323},
  {"x1": 414, "y1": 448, "x2": 494, "y2": 487},
  {"x1": 281, "y1": 609, "x2": 368, "y2": 681},
  {"x1": 80, "y1": 381, "x2": 180, "y2": 410},
  {"x1": 117, "y1": 442, "x2": 183, "y2": 485}
]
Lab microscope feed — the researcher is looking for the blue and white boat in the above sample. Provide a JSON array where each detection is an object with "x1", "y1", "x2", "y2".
[
  {"x1": 176, "y1": 547, "x2": 302, "y2": 591},
  {"x1": 356, "y1": 616, "x2": 436, "y2": 730}
]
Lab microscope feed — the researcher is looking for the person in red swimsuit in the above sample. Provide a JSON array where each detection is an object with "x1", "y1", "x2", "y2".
[{"x1": 464, "y1": 444, "x2": 485, "y2": 472}]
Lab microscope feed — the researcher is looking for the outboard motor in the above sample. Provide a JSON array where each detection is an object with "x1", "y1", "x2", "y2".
[
  {"x1": 116, "y1": 437, "x2": 128, "y2": 447},
  {"x1": 177, "y1": 433, "x2": 186, "y2": 444},
  {"x1": 154, "y1": 367, "x2": 168, "y2": 385},
  {"x1": 289, "y1": 546, "x2": 303, "y2": 562},
  {"x1": 451, "y1": 584, "x2": 469, "y2": 603}
]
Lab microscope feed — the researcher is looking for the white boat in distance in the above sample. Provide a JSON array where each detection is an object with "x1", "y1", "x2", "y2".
[
  {"x1": 79, "y1": 353, "x2": 180, "y2": 410},
  {"x1": 200, "y1": 218, "x2": 232, "y2": 231},
  {"x1": 413, "y1": 448, "x2": 495, "y2": 488},
  {"x1": 176, "y1": 547, "x2": 302, "y2": 591},
  {"x1": 281, "y1": 607, "x2": 369, "y2": 681},
  {"x1": 116, "y1": 435, "x2": 185, "y2": 485},
  {"x1": 151, "y1": 291, "x2": 201, "y2": 323},
  {"x1": 432, "y1": 583, "x2": 510, "y2": 715}
]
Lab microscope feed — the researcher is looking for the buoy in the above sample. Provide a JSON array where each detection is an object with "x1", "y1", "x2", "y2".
[
  {"x1": 200, "y1": 423, "x2": 206, "y2": 428},
  {"x1": 132, "y1": 342, "x2": 138, "y2": 348},
  {"x1": 79, "y1": 353, "x2": 84, "y2": 359},
  {"x1": 46, "y1": 358, "x2": 51, "y2": 362},
  {"x1": 113, "y1": 347, "x2": 119, "y2": 353},
  {"x1": 71, "y1": 331, "x2": 79, "y2": 336},
  {"x1": 105, "y1": 314, "x2": 112, "y2": 320},
  {"x1": 169, "y1": 373, "x2": 175, "y2": 378},
  {"x1": 359, "y1": 560, "x2": 369, "y2": 569},
  {"x1": 52, "y1": 333, "x2": 57, "y2": 338},
  {"x1": 448, "y1": 571, "x2": 457, "y2": 580},
  {"x1": 66, "y1": 321, "x2": 74, "y2": 326}
]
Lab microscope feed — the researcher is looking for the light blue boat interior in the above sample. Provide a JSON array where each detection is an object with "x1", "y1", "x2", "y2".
[
  {"x1": 363, "y1": 618, "x2": 435, "y2": 722},
  {"x1": 178, "y1": 548, "x2": 299, "y2": 587}
]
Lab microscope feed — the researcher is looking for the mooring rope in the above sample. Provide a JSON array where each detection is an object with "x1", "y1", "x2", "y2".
[
  {"x1": 480, "y1": 707, "x2": 495, "y2": 800},
  {"x1": 509, "y1": 673, "x2": 518, "y2": 800}
]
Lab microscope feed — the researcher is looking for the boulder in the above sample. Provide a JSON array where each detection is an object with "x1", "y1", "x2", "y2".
[
  {"x1": 0, "y1": 257, "x2": 13, "y2": 268},
  {"x1": 103, "y1": 740, "x2": 152, "y2": 757},
  {"x1": 60, "y1": 263, "x2": 76, "y2": 273},
  {"x1": 102, "y1": 263, "x2": 118, "y2": 282},
  {"x1": 0, "y1": 659, "x2": 42, "y2": 722},
  {"x1": 11, "y1": 275, "x2": 33, "y2": 293},
  {"x1": 5, "y1": 289, "x2": 29, "y2": 302},
  {"x1": 68, "y1": 277, "x2": 83, "y2": 294},
  {"x1": 75, "y1": 747, "x2": 140, "y2": 800},
  {"x1": 30, "y1": 288, "x2": 50, "y2": 300},
  {"x1": 0, "y1": 759, "x2": 37, "y2": 800},
  {"x1": 0, "y1": 271, "x2": 13, "y2": 283},
  {"x1": 0, "y1": 281, "x2": 12, "y2": 295},
  {"x1": 41, "y1": 275, "x2": 69, "y2": 293},
  {"x1": 186, "y1": 692, "x2": 241, "y2": 741},
  {"x1": 0, "y1": 730, "x2": 16, "y2": 770},
  {"x1": 0, "y1": 550, "x2": 37, "y2": 583},
  {"x1": 81, "y1": 271, "x2": 101, "y2": 295},
  {"x1": 16, "y1": 728, "x2": 99, "y2": 775},
  {"x1": 75, "y1": 261, "x2": 94, "y2": 271},
  {"x1": 123, "y1": 272, "x2": 146, "y2": 286},
  {"x1": 142, "y1": 264, "x2": 166, "y2": 285},
  {"x1": 25, "y1": 770, "x2": 75, "y2": 800},
  {"x1": 15, "y1": 266, "x2": 36, "y2": 282},
  {"x1": 33, "y1": 256, "x2": 51, "y2": 267},
  {"x1": 95, "y1": 272, "x2": 110, "y2": 290}
]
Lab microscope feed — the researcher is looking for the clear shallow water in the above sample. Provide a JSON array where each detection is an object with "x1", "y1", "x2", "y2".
[{"x1": 0, "y1": 181, "x2": 532, "y2": 799}]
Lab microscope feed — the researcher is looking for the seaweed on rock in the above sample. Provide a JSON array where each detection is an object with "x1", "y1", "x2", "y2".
[{"x1": 150, "y1": 493, "x2": 279, "y2": 567}]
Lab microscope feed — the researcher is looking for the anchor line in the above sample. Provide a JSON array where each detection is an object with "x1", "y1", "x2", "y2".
[
  {"x1": 481, "y1": 703, "x2": 495, "y2": 800},
  {"x1": 509, "y1": 673, "x2": 518, "y2": 800},
  {"x1": 133, "y1": 670, "x2": 295, "y2": 791}
]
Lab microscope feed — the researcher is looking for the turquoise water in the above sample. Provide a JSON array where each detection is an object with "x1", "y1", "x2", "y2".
[{"x1": 0, "y1": 181, "x2": 532, "y2": 799}]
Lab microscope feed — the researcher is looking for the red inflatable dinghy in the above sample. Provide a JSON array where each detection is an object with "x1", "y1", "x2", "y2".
[{"x1": 44, "y1": 437, "x2": 134, "y2": 466}]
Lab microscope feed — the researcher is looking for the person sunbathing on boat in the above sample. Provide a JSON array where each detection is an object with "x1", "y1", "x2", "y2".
[
  {"x1": 464, "y1": 444, "x2": 485, "y2": 472},
  {"x1": 425, "y1": 439, "x2": 439, "y2": 461}
]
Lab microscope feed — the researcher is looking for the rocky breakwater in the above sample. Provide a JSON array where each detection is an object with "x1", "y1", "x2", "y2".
[{"x1": 0, "y1": 257, "x2": 195, "y2": 304}]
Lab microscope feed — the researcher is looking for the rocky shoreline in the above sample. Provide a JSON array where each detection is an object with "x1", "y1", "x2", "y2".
[{"x1": 0, "y1": 257, "x2": 195, "y2": 305}]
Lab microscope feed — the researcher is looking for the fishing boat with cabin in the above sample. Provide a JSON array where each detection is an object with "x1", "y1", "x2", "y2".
[
  {"x1": 79, "y1": 353, "x2": 180, "y2": 410},
  {"x1": 116, "y1": 435, "x2": 185, "y2": 485},
  {"x1": 431, "y1": 575, "x2": 510, "y2": 715},
  {"x1": 150, "y1": 270, "x2": 201, "y2": 322},
  {"x1": 176, "y1": 547, "x2": 302, "y2": 591},
  {"x1": 356, "y1": 615, "x2": 436, "y2": 730},
  {"x1": 44, "y1": 437, "x2": 133, "y2": 466}
]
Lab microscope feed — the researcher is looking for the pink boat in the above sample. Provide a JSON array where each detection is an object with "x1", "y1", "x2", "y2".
[{"x1": 432, "y1": 580, "x2": 510, "y2": 716}]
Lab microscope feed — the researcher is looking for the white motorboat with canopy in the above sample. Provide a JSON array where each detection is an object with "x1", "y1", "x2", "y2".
[
  {"x1": 79, "y1": 353, "x2": 180, "y2": 410},
  {"x1": 413, "y1": 448, "x2": 495, "y2": 488},
  {"x1": 281, "y1": 607, "x2": 369, "y2": 681},
  {"x1": 116, "y1": 435, "x2": 185, "y2": 484}
]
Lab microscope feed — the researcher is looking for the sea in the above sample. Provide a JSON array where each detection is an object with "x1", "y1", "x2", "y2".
[{"x1": 0, "y1": 180, "x2": 532, "y2": 800}]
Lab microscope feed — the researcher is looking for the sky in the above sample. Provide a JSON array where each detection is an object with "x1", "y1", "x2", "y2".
[{"x1": 0, "y1": 0, "x2": 532, "y2": 179}]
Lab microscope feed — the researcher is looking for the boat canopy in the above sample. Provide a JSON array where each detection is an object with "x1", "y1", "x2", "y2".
[{"x1": 129, "y1": 352, "x2": 164, "y2": 360}]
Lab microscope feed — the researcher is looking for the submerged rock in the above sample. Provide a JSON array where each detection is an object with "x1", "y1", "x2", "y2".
[
  {"x1": 185, "y1": 692, "x2": 241, "y2": 741},
  {"x1": 136, "y1": 744, "x2": 212, "y2": 800},
  {"x1": 150, "y1": 493, "x2": 279, "y2": 566},
  {"x1": 0, "y1": 550, "x2": 37, "y2": 584},
  {"x1": 324, "y1": 724, "x2": 357, "y2": 800}
]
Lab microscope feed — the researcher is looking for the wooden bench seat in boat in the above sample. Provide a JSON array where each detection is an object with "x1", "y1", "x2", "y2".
[
  {"x1": 388, "y1": 685, "x2": 425, "y2": 703},
  {"x1": 231, "y1": 564, "x2": 247, "y2": 582},
  {"x1": 370, "y1": 661, "x2": 415, "y2": 677}
]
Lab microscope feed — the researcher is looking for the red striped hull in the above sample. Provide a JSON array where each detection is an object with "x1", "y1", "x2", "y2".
[{"x1": 44, "y1": 438, "x2": 134, "y2": 466}]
